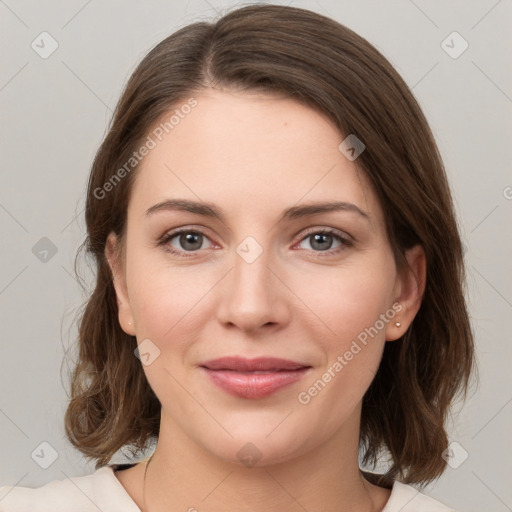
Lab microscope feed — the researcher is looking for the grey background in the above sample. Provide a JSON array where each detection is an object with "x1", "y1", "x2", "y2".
[{"x1": 1, "y1": 1, "x2": 511, "y2": 510}]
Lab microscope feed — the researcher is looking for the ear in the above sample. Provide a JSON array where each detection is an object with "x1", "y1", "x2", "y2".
[
  {"x1": 385, "y1": 244, "x2": 426, "y2": 342},
  {"x1": 105, "y1": 232, "x2": 136, "y2": 336}
]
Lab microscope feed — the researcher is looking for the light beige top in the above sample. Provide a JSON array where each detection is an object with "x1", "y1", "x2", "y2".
[{"x1": 0, "y1": 465, "x2": 457, "y2": 511}]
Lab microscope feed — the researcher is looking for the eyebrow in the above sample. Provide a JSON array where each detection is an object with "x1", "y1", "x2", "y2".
[{"x1": 145, "y1": 199, "x2": 370, "y2": 223}]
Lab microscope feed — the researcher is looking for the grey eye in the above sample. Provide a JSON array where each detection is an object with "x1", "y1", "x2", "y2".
[{"x1": 170, "y1": 232, "x2": 207, "y2": 251}]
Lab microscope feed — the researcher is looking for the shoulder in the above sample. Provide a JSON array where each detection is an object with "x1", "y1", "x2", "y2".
[
  {"x1": 383, "y1": 480, "x2": 458, "y2": 512},
  {"x1": 0, "y1": 465, "x2": 141, "y2": 512}
]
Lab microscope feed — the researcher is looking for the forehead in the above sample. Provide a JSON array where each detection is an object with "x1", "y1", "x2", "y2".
[{"x1": 128, "y1": 89, "x2": 383, "y2": 227}]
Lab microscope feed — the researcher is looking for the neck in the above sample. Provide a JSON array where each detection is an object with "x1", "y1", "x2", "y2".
[{"x1": 141, "y1": 408, "x2": 389, "y2": 512}]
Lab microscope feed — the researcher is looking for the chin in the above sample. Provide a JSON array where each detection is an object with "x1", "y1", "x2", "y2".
[{"x1": 193, "y1": 425, "x2": 315, "y2": 469}]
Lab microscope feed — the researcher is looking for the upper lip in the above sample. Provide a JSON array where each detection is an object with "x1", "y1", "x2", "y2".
[{"x1": 200, "y1": 356, "x2": 310, "y2": 372}]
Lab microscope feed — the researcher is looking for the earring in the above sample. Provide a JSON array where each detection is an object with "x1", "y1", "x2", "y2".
[{"x1": 395, "y1": 322, "x2": 401, "y2": 327}]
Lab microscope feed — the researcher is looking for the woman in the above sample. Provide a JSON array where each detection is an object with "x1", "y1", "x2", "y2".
[{"x1": 0, "y1": 4, "x2": 475, "y2": 511}]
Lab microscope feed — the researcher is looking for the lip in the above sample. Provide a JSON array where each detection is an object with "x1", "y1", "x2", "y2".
[
  {"x1": 200, "y1": 356, "x2": 309, "y2": 372},
  {"x1": 199, "y1": 356, "x2": 312, "y2": 399}
]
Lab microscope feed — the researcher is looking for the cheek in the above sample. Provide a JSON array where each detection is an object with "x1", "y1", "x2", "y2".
[
  {"x1": 293, "y1": 275, "x2": 393, "y2": 429},
  {"x1": 291, "y1": 256, "x2": 396, "y2": 398},
  {"x1": 289, "y1": 257, "x2": 396, "y2": 344},
  {"x1": 126, "y1": 251, "x2": 217, "y2": 345},
  {"x1": 125, "y1": 258, "x2": 214, "y2": 407}
]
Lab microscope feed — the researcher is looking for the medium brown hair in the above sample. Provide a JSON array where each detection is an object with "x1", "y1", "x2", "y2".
[{"x1": 64, "y1": 3, "x2": 475, "y2": 486}]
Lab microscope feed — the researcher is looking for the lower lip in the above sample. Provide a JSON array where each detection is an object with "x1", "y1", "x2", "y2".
[{"x1": 201, "y1": 367, "x2": 311, "y2": 399}]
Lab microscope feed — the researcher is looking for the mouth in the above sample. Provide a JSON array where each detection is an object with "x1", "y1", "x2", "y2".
[
  {"x1": 199, "y1": 356, "x2": 312, "y2": 399},
  {"x1": 200, "y1": 356, "x2": 310, "y2": 372}
]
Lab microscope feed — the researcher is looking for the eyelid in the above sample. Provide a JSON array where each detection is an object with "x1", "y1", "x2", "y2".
[
  {"x1": 294, "y1": 226, "x2": 354, "y2": 244},
  {"x1": 157, "y1": 225, "x2": 217, "y2": 250}
]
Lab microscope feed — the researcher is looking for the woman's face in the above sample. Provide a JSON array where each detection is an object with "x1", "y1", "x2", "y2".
[{"x1": 108, "y1": 88, "x2": 422, "y2": 466}]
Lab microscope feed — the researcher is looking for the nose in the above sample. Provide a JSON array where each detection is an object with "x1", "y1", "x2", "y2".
[{"x1": 216, "y1": 244, "x2": 290, "y2": 334}]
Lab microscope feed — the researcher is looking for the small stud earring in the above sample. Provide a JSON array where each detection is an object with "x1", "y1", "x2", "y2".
[{"x1": 395, "y1": 322, "x2": 401, "y2": 327}]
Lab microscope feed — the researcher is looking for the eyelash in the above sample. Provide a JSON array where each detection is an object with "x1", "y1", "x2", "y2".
[{"x1": 158, "y1": 227, "x2": 353, "y2": 258}]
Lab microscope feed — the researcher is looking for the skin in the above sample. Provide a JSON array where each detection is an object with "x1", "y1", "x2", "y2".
[{"x1": 106, "y1": 88, "x2": 426, "y2": 512}]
